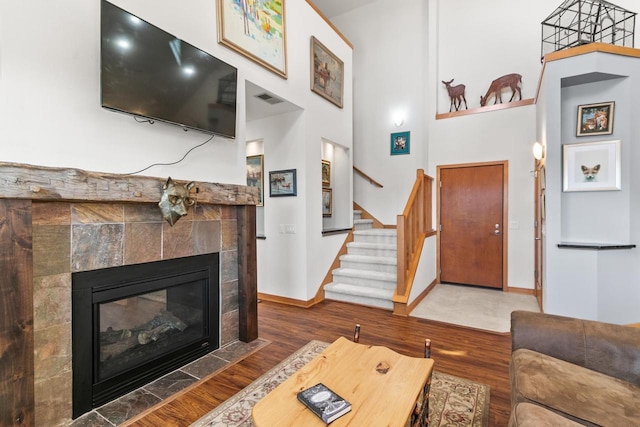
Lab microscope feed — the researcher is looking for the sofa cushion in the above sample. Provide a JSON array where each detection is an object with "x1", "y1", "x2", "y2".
[
  {"x1": 511, "y1": 310, "x2": 640, "y2": 386},
  {"x1": 509, "y1": 403, "x2": 582, "y2": 427},
  {"x1": 511, "y1": 348, "x2": 640, "y2": 426}
]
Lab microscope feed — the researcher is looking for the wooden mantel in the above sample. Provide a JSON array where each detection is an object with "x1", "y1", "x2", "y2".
[{"x1": 0, "y1": 162, "x2": 259, "y2": 205}]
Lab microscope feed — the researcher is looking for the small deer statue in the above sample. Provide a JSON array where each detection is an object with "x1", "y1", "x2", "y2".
[
  {"x1": 442, "y1": 79, "x2": 468, "y2": 112},
  {"x1": 479, "y1": 73, "x2": 522, "y2": 107}
]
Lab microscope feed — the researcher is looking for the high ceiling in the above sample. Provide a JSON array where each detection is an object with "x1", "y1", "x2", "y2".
[{"x1": 311, "y1": 0, "x2": 377, "y2": 18}]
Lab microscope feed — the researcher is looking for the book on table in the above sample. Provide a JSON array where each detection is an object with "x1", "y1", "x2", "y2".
[{"x1": 297, "y1": 383, "x2": 352, "y2": 423}]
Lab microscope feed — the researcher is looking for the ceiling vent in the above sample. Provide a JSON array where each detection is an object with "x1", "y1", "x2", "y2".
[{"x1": 255, "y1": 93, "x2": 284, "y2": 105}]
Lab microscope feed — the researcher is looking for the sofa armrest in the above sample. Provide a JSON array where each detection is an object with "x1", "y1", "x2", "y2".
[{"x1": 511, "y1": 310, "x2": 640, "y2": 386}]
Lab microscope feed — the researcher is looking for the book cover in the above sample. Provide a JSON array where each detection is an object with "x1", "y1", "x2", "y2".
[{"x1": 297, "y1": 383, "x2": 352, "y2": 423}]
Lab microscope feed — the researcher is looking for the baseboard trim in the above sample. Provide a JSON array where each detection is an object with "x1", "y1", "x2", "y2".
[
  {"x1": 506, "y1": 287, "x2": 535, "y2": 295},
  {"x1": 258, "y1": 292, "x2": 318, "y2": 308}
]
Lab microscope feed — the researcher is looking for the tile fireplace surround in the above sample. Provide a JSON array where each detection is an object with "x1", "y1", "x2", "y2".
[{"x1": 0, "y1": 162, "x2": 258, "y2": 427}]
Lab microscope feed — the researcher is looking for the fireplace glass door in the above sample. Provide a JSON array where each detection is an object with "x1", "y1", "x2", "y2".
[{"x1": 97, "y1": 282, "x2": 205, "y2": 382}]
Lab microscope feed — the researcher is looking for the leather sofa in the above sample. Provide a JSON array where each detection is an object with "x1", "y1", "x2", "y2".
[{"x1": 509, "y1": 310, "x2": 640, "y2": 426}]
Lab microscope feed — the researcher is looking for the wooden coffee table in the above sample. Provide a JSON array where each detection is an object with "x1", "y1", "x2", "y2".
[{"x1": 252, "y1": 336, "x2": 434, "y2": 426}]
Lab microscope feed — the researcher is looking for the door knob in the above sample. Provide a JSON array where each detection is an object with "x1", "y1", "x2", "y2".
[{"x1": 494, "y1": 230, "x2": 500, "y2": 235}]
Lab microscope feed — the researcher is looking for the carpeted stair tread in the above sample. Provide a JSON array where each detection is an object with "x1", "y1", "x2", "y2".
[
  {"x1": 353, "y1": 229, "x2": 397, "y2": 236},
  {"x1": 353, "y1": 219, "x2": 374, "y2": 230},
  {"x1": 324, "y1": 282, "x2": 395, "y2": 299},
  {"x1": 331, "y1": 268, "x2": 396, "y2": 281},
  {"x1": 347, "y1": 241, "x2": 396, "y2": 250}
]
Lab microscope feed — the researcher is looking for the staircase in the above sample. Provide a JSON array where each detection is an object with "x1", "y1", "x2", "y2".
[{"x1": 324, "y1": 210, "x2": 397, "y2": 310}]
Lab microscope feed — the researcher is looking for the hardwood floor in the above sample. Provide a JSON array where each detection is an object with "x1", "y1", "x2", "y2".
[{"x1": 126, "y1": 299, "x2": 513, "y2": 426}]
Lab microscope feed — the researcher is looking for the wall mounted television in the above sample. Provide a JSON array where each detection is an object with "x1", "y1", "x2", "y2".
[{"x1": 101, "y1": 0, "x2": 237, "y2": 138}]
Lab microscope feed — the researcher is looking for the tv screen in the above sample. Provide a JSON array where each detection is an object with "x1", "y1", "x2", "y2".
[{"x1": 101, "y1": 0, "x2": 237, "y2": 138}]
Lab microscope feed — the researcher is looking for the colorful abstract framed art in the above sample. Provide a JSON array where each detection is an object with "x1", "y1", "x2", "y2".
[{"x1": 217, "y1": 0, "x2": 287, "y2": 78}]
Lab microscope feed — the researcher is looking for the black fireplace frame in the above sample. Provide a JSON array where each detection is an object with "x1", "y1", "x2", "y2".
[{"x1": 72, "y1": 253, "x2": 220, "y2": 418}]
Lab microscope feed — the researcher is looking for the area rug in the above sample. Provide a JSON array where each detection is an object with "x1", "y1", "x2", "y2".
[{"x1": 190, "y1": 340, "x2": 489, "y2": 427}]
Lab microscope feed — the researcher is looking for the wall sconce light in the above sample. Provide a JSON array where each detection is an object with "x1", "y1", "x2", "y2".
[
  {"x1": 532, "y1": 142, "x2": 544, "y2": 160},
  {"x1": 393, "y1": 114, "x2": 405, "y2": 127}
]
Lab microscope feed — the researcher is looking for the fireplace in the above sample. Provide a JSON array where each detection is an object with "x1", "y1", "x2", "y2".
[
  {"x1": 0, "y1": 163, "x2": 257, "y2": 426},
  {"x1": 71, "y1": 253, "x2": 220, "y2": 418}
]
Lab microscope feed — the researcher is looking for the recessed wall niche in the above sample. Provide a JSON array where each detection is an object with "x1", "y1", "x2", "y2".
[
  {"x1": 559, "y1": 76, "x2": 629, "y2": 244},
  {"x1": 322, "y1": 138, "x2": 351, "y2": 231}
]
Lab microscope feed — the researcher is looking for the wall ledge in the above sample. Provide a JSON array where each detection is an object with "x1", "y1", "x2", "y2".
[
  {"x1": 435, "y1": 98, "x2": 534, "y2": 120},
  {"x1": 558, "y1": 242, "x2": 636, "y2": 250}
]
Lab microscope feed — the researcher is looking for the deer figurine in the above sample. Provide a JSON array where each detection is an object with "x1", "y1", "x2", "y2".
[
  {"x1": 479, "y1": 73, "x2": 522, "y2": 107},
  {"x1": 442, "y1": 79, "x2": 468, "y2": 112}
]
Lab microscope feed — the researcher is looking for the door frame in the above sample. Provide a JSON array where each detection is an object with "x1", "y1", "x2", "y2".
[
  {"x1": 534, "y1": 158, "x2": 545, "y2": 310},
  {"x1": 436, "y1": 160, "x2": 509, "y2": 291}
]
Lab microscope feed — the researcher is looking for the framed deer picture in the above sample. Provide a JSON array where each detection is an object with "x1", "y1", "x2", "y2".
[{"x1": 577, "y1": 102, "x2": 614, "y2": 136}]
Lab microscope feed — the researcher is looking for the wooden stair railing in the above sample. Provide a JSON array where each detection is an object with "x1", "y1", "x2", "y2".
[
  {"x1": 353, "y1": 166, "x2": 383, "y2": 188},
  {"x1": 394, "y1": 169, "x2": 435, "y2": 313}
]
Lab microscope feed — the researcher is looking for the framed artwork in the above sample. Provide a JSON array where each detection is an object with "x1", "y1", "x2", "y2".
[
  {"x1": 246, "y1": 155, "x2": 264, "y2": 206},
  {"x1": 563, "y1": 140, "x2": 621, "y2": 192},
  {"x1": 322, "y1": 160, "x2": 331, "y2": 187},
  {"x1": 390, "y1": 131, "x2": 410, "y2": 155},
  {"x1": 576, "y1": 101, "x2": 614, "y2": 136},
  {"x1": 322, "y1": 188, "x2": 332, "y2": 217},
  {"x1": 269, "y1": 169, "x2": 297, "y2": 196},
  {"x1": 217, "y1": 0, "x2": 287, "y2": 78},
  {"x1": 310, "y1": 36, "x2": 344, "y2": 108}
]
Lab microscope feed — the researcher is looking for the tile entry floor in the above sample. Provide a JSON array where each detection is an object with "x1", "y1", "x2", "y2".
[
  {"x1": 67, "y1": 338, "x2": 270, "y2": 427},
  {"x1": 410, "y1": 283, "x2": 540, "y2": 333}
]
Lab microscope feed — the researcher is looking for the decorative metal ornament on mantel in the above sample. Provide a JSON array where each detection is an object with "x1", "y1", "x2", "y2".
[
  {"x1": 541, "y1": 0, "x2": 636, "y2": 62},
  {"x1": 158, "y1": 177, "x2": 196, "y2": 226}
]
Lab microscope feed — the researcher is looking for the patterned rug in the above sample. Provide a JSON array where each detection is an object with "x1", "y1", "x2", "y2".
[{"x1": 190, "y1": 340, "x2": 490, "y2": 427}]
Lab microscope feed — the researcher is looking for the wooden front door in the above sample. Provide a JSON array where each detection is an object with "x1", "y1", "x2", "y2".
[{"x1": 438, "y1": 162, "x2": 507, "y2": 289}]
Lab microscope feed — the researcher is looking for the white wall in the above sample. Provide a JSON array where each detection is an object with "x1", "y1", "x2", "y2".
[
  {"x1": 409, "y1": 236, "x2": 437, "y2": 304},
  {"x1": 1, "y1": 0, "x2": 241, "y2": 183},
  {"x1": 0, "y1": 0, "x2": 353, "y2": 302},
  {"x1": 332, "y1": 0, "x2": 428, "y2": 225},
  {"x1": 332, "y1": 0, "x2": 638, "y2": 291}
]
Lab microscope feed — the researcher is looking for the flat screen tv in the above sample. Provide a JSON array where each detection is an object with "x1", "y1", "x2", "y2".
[{"x1": 101, "y1": 0, "x2": 237, "y2": 138}]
